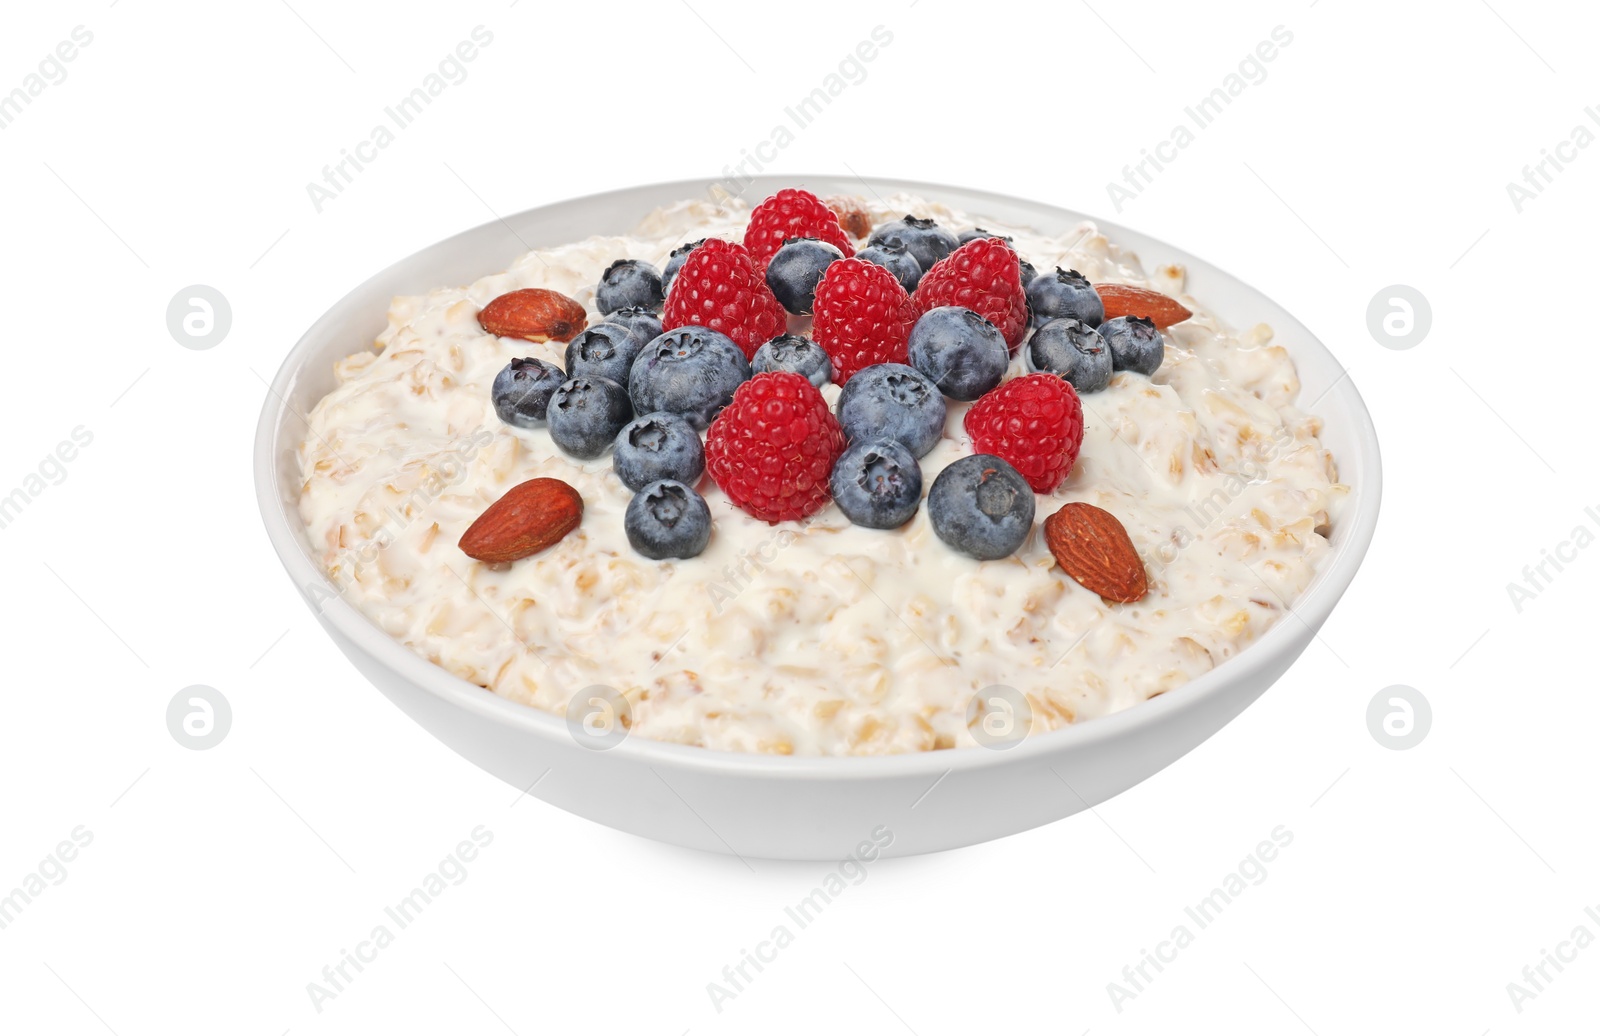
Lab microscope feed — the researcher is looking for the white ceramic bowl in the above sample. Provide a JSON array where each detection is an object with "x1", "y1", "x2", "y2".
[{"x1": 254, "y1": 175, "x2": 1381, "y2": 861}]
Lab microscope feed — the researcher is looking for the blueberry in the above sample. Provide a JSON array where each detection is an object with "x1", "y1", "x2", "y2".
[
  {"x1": 564, "y1": 323, "x2": 642, "y2": 386},
  {"x1": 612, "y1": 411, "x2": 705, "y2": 491},
  {"x1": 625, "y1": 479, "x2": 712, "y2": 560},
  {"x1": 855, "y1": 242, "x2": 923, "y2": 291},
  {"x1": 835, "y1": 363, "x2": 947, "y2": 459},
  {"x1": 547, "y1": 375, "x2": 633, "y2": 460},
  {"x1": 628, "y1": 326, "x2": 751, "y2": 430},
  {"x1": 867, "y1": 215, "x2": 959, "y2": 274},
  {"x1": 603, "y1": 306, "x2": 663, "y2": 347},
  {"x1": 1099, "y1": 315, "x2": 1165, "y2": 376},
  {"x1": 1017, "y1": 257, "x2": 1038, "y2": 292},
  {"x1": 596, "y1": 259, "x2": 664, "y2": 315},
  {"x1": 751, "y1": 333, "x2": 832, "y2": 388},
  {"x1": 829, "y1": 438, "x2": 923, "y2": 530},
  {"x1": 906, "y1": 306, "x2": 1008, "y2": 402},
  {"x1": 1027, "y1": 267, "x2": 1104, "y2": 328},
  {"x1": 661, "y1": 239, "x2": 705, "y2": 294},
  {"x1": 958, "y1": 227, "x2": 1011, "y2": 245},
  {"x1": 491, "y1": 358, "x2": 565, "y2": 428},
  {"x1": 927, "y1": 454, "x2": 1036, "y2": 560},
  {"x1": 765, "y1": 237, "x2": 843, "y2": 314},
  {"x1": 1029, "y1": 318, "x2": 1112, "y2": 393}
]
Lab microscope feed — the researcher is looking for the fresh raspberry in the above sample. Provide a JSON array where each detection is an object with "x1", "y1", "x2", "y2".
[
  {"x1": 914, "y1": 237, "x2": 1030, "y2": 351},
  {"x1": 661, "y1": 239, "x2": 787, "y2": 359},
  {"x1": 705, "y1": 372, "x2": 845, "y2": 523},
  {"x1": 743, "y1": 188, "x2": 855, "y2": 271},
  {"x1": 962, "y1": 373, "x2": 1085, "y2": 493},
  {"x1": 811, "y1": 258, "x2": 918, "y2": 385}
]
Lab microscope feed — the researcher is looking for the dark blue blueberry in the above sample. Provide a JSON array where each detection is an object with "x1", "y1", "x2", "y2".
[
  {"x1": 661, "y1": 239, "x2": 705, "y2": 294},
  {"x1": 750, "y1": 334, "x2": 832, "y2": 388},
  {"x1": 596, "y1": 259, "x2": 664, "y2": 315},
  {"x1": 1029, "y1": 318, "x2": 1112, "y2": 393},
  {"x1": 1027, "y1": 267, "x2": 1104, "y2": 328},
  {"x1": 1099, "y1": 315, "x2": 1164, "y2": 376},
  {"x1": 564, "y1": 323, "x2": 642, "y2": 386},
  {"x1": 625, "y1": 479, "x2": 711, "y2": 560},
  {"x1": 906, "y1": 306, "x2": 1008, "y2": 402},
  {"x1": 628, "y1": 326, "x2": 751, "y2": 430},
  {"x1": 855, "y1": 242, "x2": 923, "y2": 292},
  {"x1": 603, "y1": 306, "x2": 664, "y2": 348},
  {"x1": 765, "y1": 237, "x2": 843, "y2": 314},
  {"x1": 866, "y1": 215, "x2": 959, "y2": 274},
  {"x1": 1017, "y1": 256, "x2": 1038, "y2": 292},
  {"x1": 835, "y1": 363, "x2": 947, "y2": 459},
  {"x1": 927, "y1": 454, "x2": 1036, "y2": 560},
  {"x1": 491, "y1": 357, "x2": 565, "y2": 428},
  {"x1": 958, "y1": 227, "x2": 1011, "y2": 245},
  {"x1": 546, "y1": 375, "x2": 633, "y2": 460},
  {"x1": 612, "y1": 411, "x2": 705, "y2": 492},
  {"x1": 829, "y1": 438, "x2": 923, "y2": 530}
]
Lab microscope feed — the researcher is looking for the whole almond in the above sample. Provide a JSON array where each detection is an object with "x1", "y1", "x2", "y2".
[
  {"x1": 478, "y1": 288, "x2": 588, "y2": 343},
  {"x1": 459, "y1": 477, "x2": 583, "y2": 563},
  {"x1": 1044, "y1": 502, "x2": 1148, "y2": 604},
  {"x1": 824, "y1": 195, "x2": 873, "y2": 239},
  {"x1": 1095, "y1": 283, "x2": 1192, "y2": 328}
]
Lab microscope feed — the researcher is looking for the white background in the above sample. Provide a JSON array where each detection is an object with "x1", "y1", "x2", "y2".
[{"x1": 2, "y1": 0, "x2": 1595, "y2": 1032}]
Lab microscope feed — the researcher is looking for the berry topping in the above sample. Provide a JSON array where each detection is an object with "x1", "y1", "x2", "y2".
[
  {"x1": 628, "y1": 326, "x2": 751, "y2": 430},
  {"x1": 829, "y1": 438, "x2": 923, "y2": 530},
  {"x1": 1098, "y1": 316, "x2": 1165, "y2": 376},
  {"x1": 764, "y1": 237, "x2": 844, "y2": 315},
  {"x1": 743, "y1": 188, "x2": 855, "y2": 271},
  {"x1": 602, "y1": 306, "x2": 664, "y2": 348},
  {"x1": 625, "y1": 479, "x2": 712, "y2": 560},
  {"x1": 906, "y1": 306, "x2": 1008, "y2": 402},
  {"x1": 491, "y1": 357, "x2": 565, "y2": 428},
  {"x1": 836, "y1": 362, "x2": 947, "y2": 459},
  {"x1": 1029, "y1": 318, "x2": 1112, "y2": 394},
  {"x1": 563, "y1": 323, "x2": 642, "y2": 386},
  {"x1": 547, "y1": 375, "x2": 634, "y2": 460},
  {"x1": 962, "y1": 373, "x2": 1085, "y2": 494},
  {"x1": 927, "y1": 454, "x2": 1036, "y2": 560},
  {"x1": 596, "y1": 259, "x2": 664, "y2": 316},
  {"x1": 751, "y1": 334, "x2": 832, "y2": 388},
  {"x1": 660, "y1": 238, "x2": 787, "y2": 358},
  {"x1": 661, "y1": 238, "x2": 705, "y2": 294},
  {"x1": 704, "y1": 372, "x2": 845, "y2": 524},
  {"x1": 855, "y1": 242, "x2": 924, "y2": 292},
  {"x1": 1027, "y1": 267, "x2": 1104, "y2": 328},
  {"x1": 867, "y1": 215, "x2": 959, "y2": 273},
  {"x1": 913, "y1": 237, "x2": 1030, "y2": 351},
  {"x1": 612, "y1": 411, "x2": 706, "y2": 492},
  {"x1": 811, "y1": 258, "x2": 918, "y2": 385}
]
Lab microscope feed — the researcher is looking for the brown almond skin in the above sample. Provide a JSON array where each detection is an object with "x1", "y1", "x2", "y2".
[
  {"x1": 1044, "y1": 502, "x2": 1148, "y2": 604},
  {"x1": 824, "y1": 196, "x2": 873, "y2": 239},
  {"x1": 478, "y1": 288, "x2": 588, "y2": 343},
  {"x1": 1094, "y1": 283, "x2": 1192, "y2": 328},
  {"x1": 459, "y1": 478, "x2": 583, "y2": 563}
]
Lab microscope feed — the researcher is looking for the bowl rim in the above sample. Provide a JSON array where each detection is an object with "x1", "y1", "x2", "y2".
[{"x1": 253, "y1": 173, "x2": 1382, "y2": 780}]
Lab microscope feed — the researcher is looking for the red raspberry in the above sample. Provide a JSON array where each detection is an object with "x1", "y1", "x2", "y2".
[
  {"x1": 811, "y1": 258, "x2": 917, "y2": 385},
  {"x1": 963, "y1": 373, "x2": 1085, "y2": 493},
  {"x1": 914, "y1": 237, "x2": 1029, "y2": 351},
  {"x1": 743, "y1": 188, "x2": 855, "y2": 271},
  {"x1": 661, "y1": 238, "x2": 787, "y2": 359},
  {"x1": 705, "y1": 372, "x2": 845, "y2": 523}
]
